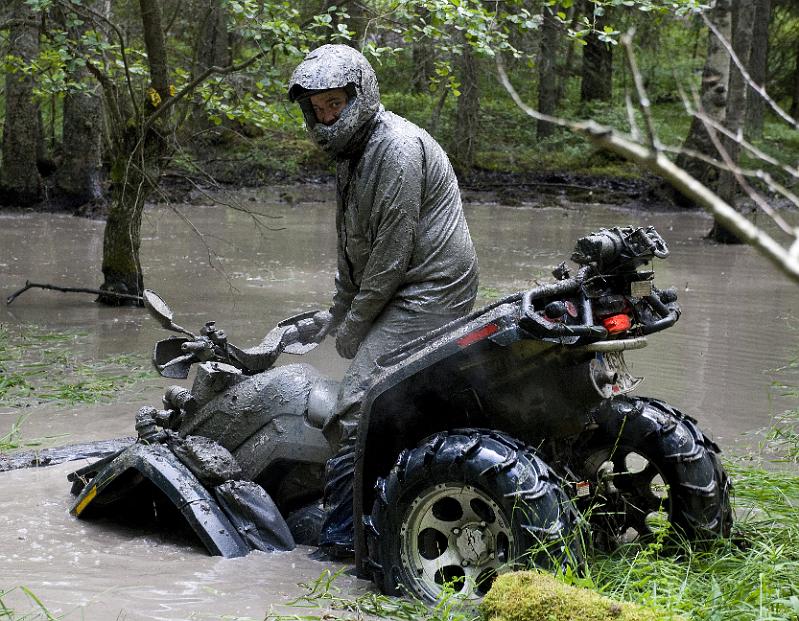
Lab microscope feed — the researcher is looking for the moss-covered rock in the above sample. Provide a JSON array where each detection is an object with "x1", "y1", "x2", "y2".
[{"x1": 481, "y1": 571, "x2": 683, "y2": 621}]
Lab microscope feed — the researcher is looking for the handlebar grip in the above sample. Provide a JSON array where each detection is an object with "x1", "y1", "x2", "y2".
[
  {"x1": 181, "y1": 341, "x2": 210, "y2": 354},
  {"x1": 283, "y1": 325, "x2": 300, "y2": 343}
]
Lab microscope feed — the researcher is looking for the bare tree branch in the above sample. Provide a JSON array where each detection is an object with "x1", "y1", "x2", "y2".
[
  {"x1": 495, "y1": 54, "x2": 799, "y2": 285},
  {"x1": 658, "y1": 142, "x2": 799, "y2": 211},
  {"x1": 621, "y1": 29, "x2": 658, "y2": 153},
  {"x1": 702, "y1": 11, "x2": 798, "y2": 131},
  {"x1": 625, "y1": 93, "x2": 642, "y2": 143},
  {"x1": 687, "y1": 88, "x2": 796, "y2": 237}
]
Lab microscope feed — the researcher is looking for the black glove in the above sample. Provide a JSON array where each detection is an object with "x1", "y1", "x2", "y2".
[
  {"x1": 310, "y1": 310, "x2": 337, "y2": 344},
  {"x1": 335, "y1": 321, "x2": 361, "y2": 359}
]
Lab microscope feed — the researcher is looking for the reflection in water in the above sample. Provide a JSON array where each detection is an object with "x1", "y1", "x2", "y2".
[{"x1": 1, "y1": 187, "x2": 797, "y2": 618}]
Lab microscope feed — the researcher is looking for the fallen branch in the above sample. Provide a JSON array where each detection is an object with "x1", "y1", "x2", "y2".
[{"x1": 6, "y1": 281, "x2": 144, "y2": 305}]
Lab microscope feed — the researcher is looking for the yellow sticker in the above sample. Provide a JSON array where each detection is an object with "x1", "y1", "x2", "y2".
[{"x1": 73, "y1": 485, "x2": 97, "y2": 516}]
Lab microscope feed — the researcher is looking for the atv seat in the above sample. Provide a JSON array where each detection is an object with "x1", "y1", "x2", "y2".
[{"x1": 306, "y1": 376, "x2": 340, "y2": 429}]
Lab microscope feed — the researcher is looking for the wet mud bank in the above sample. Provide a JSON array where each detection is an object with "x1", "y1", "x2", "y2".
[
  {"x1": 156, "y1": 169, "x2": 675, "y2": 211},
  {"x1": 0, "y1": 437, "x2": 133, "y2": 472},
  {"x1": 457, "y1": 170, "x2": 674, "y2": 210},
  {"x1": 1, "y1": 167, "x2": 675, "y2": 216}
]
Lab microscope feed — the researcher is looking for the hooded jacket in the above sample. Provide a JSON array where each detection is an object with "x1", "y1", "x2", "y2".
[
  {"x1": 330, "y1": 109, "x2": 479, "y2": 352},
  {"x1": 289, "y1": 45, "x2": 478, "y2": 355}
]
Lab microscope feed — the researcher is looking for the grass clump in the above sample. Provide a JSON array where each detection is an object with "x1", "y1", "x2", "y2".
[
  {"x1": 265, "y1": 569, "x2": 477, "y2": 621},
  {"x1": 481, "y1": 571, "x2": 682, "y2": 621},
  {"x1": 0, "y1": 586, "x2": 59, "y2": 621},
  {"x1": 0, "y1": 323, "x2": 154, "y2": 408}
]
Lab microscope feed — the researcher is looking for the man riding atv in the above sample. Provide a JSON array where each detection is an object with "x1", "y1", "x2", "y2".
[{"x1": 287, "y1": 44, "x2": 480, "y2": 559}]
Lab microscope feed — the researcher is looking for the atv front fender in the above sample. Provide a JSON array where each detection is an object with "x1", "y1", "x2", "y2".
[{"x1": 70, "y1": 442, "x2": 251, "y2": 558}]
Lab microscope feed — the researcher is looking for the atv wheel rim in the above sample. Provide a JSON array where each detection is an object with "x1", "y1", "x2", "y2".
[
  {"x1": 399, "y1": 483, "x2": 514, "y2": 600},
  {"x1": 586, "y1": 447, "x2": 671, "y2": 543}
]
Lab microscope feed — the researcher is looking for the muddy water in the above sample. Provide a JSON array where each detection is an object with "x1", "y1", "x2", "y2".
[{"x1": 1, "y1": 185, "x2": 798, "y2": 619}]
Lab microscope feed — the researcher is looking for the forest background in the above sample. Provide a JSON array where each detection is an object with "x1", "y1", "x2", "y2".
[{"x1": 1, "y1": 0, "x2": 798, "y2": 298}]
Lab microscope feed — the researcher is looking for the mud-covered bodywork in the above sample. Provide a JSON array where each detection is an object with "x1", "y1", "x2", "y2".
[
  {"x1": 179, "y1": 362, "x2": 333, "y2": 481},
  {"x1": 69, "y1": 443, "x2": 252, "y2": 557},
  {"x1": 69, "y1": 306, "x2": 337, "y2": 558}
]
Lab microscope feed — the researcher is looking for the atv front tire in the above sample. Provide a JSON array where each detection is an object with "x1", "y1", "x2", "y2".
[
  {"x1": 365, "y1": 430, "x2": 582, "y2": 602},
  {"x1": 576, "y1": 397, "x2": 732, "y2": 548}
]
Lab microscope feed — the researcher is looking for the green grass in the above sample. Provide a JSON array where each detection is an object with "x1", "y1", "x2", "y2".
[
  {"x1": 0, "y1": 415, "x2": 65, "y2": 452},
  {"x1": 580, "y1": 465, "x2": 799, "y2": 620},
  {"x1": 261, "y1": 456, "x2": 798, "y2": 621},
  {"x1": 264, "y1": 569, "x2": 478, "y2": 621},
  {"x1": 0, "y1": 323, "x2": 155, "y2": 410},
  {"x1": 0, "y1": 587, "x2": 60, "y2": 621}
]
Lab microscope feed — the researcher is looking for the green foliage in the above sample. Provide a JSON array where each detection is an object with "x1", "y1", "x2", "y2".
[
  {"x1": 3, "y1": 0, "x2": 795, "y2": 183},
  {"x1": 264, "y1": 568, "x2": 478, "y2": 621}
]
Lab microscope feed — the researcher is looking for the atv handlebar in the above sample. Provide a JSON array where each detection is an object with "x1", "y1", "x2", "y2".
[{"x1": 150, "y1": 300, "x2": 328, "y2": 379}]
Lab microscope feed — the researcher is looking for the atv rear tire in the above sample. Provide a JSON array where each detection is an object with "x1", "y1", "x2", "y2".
[
  {"x1": 576, "y1": 397, "x2": 732, "y2": 548},
  {"x1": 365, "y1": 430, "x2": 582, "y2": 602}
]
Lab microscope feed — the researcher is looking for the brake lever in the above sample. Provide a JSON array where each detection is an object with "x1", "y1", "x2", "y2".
[{"x1": 157, "y1": 353, "x2": 196, "y2": 373}]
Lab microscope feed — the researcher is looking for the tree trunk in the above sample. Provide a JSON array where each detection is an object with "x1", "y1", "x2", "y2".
[
  {"x1": 411, "y1": 42, "x2": 435, "y2": 93},
  {"x1": 56, "y1": 4, "x2": 105, "y2": 212},
  {"x1": 453, "y1": 43, "x2": 479, "y2": 171},
  {"x1": 745, "y1": 0, "x2": 771, "y2": 138},
  {"x1": 57, "y1": 85, "x2": 106, "y2": 212},
  {"x1": 791, "y1": 42, "x2": 799, "y2": 120},
  {"x1": 100, "y1": 0, "x2": 172, "y2": 303},
  {"x1": 538, "y1": 5, "x2": 560, "y2": 139},
  {"x1": 346, "y1": 0, "x2": 367, "y2": 47},
  {"x1": 101, "y1": 150, "x2": 146, "y2": 302},
  {"x1": 411, "y1": 6, "x2": 434, "y2": 93},
  {"x1": 190, "y1": 0, "x2": 231, "y2": 130},
  {"x1": 674, "y1": 0, "x2": 732, "y2": 202},
  {"x1": 194, "y1": 0, "x2": 230, "y2": 75},
  {"x1": 710, "y1": 0, "x2": 756, "y2": 243},
  {"x1": 1, "y1": 0, "x2": 43, "y2": 206},
  {"x1": 580, "y1": 9, "x2": 613, "y2": 103},
  {"x1": 140, "y1": 0, "x2": 170, "y2": 98},
  {"x1": 412, "y1": 43, "x2": 434, "y2": 95},
  {"x1": 556, "y1": 3, "x2": 579, "y2": 105}
]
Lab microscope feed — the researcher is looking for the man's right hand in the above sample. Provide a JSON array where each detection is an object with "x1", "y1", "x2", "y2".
[{"x1": 310, "y1": 310, "x2": 336, "y2": 343}]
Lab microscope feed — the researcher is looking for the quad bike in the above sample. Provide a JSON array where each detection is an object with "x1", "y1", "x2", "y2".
[{"x1": 68, "y1": 225, "x2": 732, "y2": 602}]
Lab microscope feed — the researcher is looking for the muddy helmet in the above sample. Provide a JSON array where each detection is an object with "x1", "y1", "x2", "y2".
[{"x1": 288, "y1": 44, "x2": 381, "y2": 157}]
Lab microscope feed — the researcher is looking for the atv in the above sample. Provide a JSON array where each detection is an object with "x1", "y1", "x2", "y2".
[{"x1": 68, "y1": 225, "x2": 732, "y2": 602}]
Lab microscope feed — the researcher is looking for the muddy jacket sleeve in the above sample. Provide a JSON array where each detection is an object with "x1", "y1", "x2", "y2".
[
  {"x1": 336, "y1": 136, "x2": 422, "y2": 354},
  {"x1": 330, "y1": 162, "x2": 359, "y2": 325}
]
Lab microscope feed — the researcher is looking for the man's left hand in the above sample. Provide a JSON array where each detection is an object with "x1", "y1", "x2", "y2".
[{"x1": 335, "y1": 323, "x2": 360, "y2": 359}]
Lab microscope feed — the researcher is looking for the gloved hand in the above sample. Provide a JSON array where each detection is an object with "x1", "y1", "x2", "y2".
[
  {"x1": 335, "y1": 321, "x2": 361, "y2": 360},
  {"x1": 310, "y1": 310, "x2": 337, "y2": 344}
]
